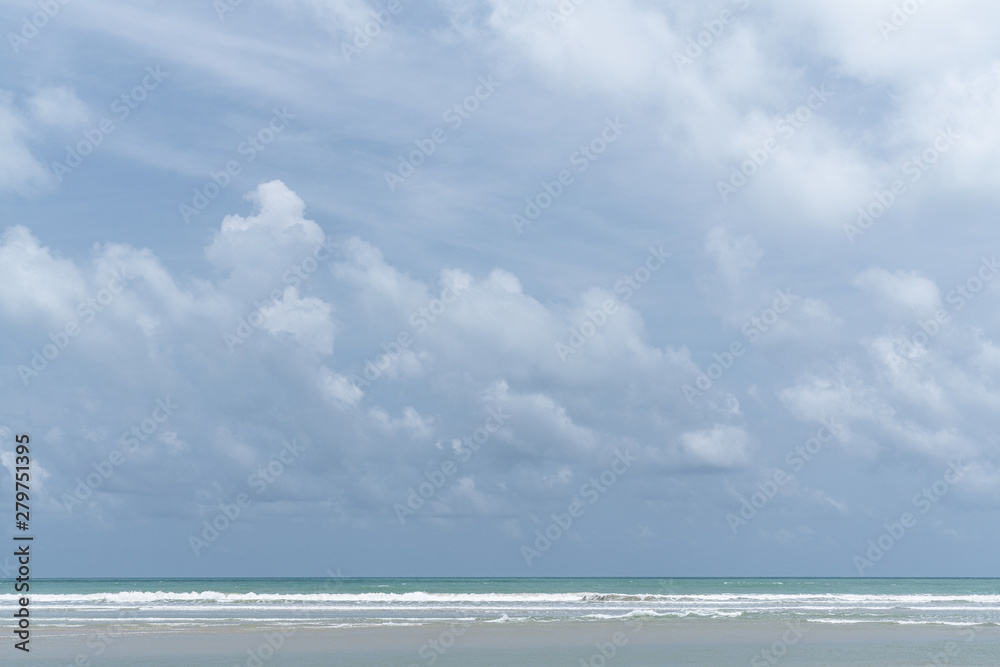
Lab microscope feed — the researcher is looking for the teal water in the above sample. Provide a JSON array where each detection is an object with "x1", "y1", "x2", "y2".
[{"x1": 23, "y1": 576, "x2": 1000, "y2": 595}]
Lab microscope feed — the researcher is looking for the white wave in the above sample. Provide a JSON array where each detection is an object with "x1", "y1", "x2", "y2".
[
  {"x1": 485, "y1": 614, "x2": 520, "y2": 623},
  {"x1": 0, "y1": 591, "x2": 598, "y2": 605},
  {"x1": 807, "y1": 618, "x2": 994, "y2": 626},
  {"x1": 582, "y1": 609, "x2": 671, "y2": 620},
  {"x1": 11, "y1": 591, "x2": 1000, "y2": 605}
]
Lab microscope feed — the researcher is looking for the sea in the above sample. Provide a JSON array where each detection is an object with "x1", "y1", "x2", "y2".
[
  {"x1": 6, "y1": 578, "x2": 1000, "y2": 666},
  {"x1": 16, "y1": 577, "x2": 1000, "y2": 628}
]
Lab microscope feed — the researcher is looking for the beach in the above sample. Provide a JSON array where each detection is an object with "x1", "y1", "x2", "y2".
[
  {"x1": 9, "y1": 578, "x2": 1000, "y2": 665},
  {"x1": 18, "y1": 620, "x2": 1000, "y2": 666}
]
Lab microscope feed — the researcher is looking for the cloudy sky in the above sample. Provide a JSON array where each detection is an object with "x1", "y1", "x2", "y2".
[{"x1": 1, "y1": 0, "x2": 999, "y2": 578}]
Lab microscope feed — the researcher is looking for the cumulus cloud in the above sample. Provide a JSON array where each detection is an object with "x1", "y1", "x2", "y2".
[
  {"x1": 0, "y1": 226, "x2": 87, "y2": 323},
  {"x1": 259, "y1": 287, "x2": 336, "y2": 355},
  {"x1": 0, "y1": 181, "x2": 705, "y2": 532},
  {"x1": 7, "y1": 0, "x2": 1000, "y2": 574},
  {"x1": 207, "y1": 180, "x2": 328, "y2": 290}
]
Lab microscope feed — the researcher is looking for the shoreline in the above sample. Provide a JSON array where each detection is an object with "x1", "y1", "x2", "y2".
[{"x1": 24, "y1": 620, "x2": 1000, "y2": 656}]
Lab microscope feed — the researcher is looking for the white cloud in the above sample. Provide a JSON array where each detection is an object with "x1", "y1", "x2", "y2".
[
  {"x1": 27, "y1": 87, "x2": 90, "y2": 129},
  {"x1": 320, "y1": 367, "x2": 364, "y2": 408},
  {"x1": 368, "y1": 406, "x2": 434, "y2": 439},
  {"x1": 208, "y1": 180, "x2": 328, "y2": 286},
  {"x1": 854, "y1": 267, "x2": 942, "y2": 315},
  {"x1": 6, "y1": 0, "x2": 1000, "y2": 572},
  {"x1": 679, "y1": 425, "x2": 752, "y2": 469},
  {"x1": 0, "y1": 93, "x2": 52, "y2": 195},
  {"x1": 333, "y1": 237, "x2": 428, "y2": 308},
  {"x1": 0, "y1": 226, "x2": 87, "y2": 323},
  {"x1": 259, "y1": 286, "x2": 336, "y2": 355}
]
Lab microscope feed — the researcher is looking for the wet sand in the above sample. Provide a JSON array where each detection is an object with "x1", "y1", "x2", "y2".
[{"x1": 19, "y1": 620, "x2": 1000, "y2": 666}]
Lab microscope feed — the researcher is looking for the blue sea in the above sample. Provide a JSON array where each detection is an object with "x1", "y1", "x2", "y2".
[{"x1": 7, "y1": 578, "x2": 1000, "y2": 665}]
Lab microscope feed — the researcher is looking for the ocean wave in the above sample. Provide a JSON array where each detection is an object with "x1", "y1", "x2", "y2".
[
  {"x1": 8, "y1": 588, "x2": 1000, "y2": 632},
  {"x1": 582, "y1": 609, "x2": 673, "y2": 620},
  {"x1": 12, "y1": 591, "x2": 1000, "y2": 605},
  {"x1": 485, "y1": 614, "x2": 524, "y2": 623},
  {"x1": 807, "y1": 618, "x2": 999, "y2": 626},
  {"x1": 581, "y1": 609, "x2": 744, "y2": 620},
  {"x1": 0, "y1": 591, "x2": 596, "y2": 605}
]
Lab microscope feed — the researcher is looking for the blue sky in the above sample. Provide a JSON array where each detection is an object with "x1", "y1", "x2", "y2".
[{"x1": 2, "y1": 0, "x2": 1000, "y2": 577}]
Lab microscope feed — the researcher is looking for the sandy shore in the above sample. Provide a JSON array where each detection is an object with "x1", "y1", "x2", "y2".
[{"x1": 20, "y1": 620, "x2": 1000, "y2": 665}]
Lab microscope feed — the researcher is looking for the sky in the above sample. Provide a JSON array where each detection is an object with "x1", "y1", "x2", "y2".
[{"x1": 1, "y1": 0, "x2": 999, "y2": 578}]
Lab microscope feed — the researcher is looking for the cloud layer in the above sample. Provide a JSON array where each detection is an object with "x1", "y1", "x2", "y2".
[{"x1": 1, "y1": 0, "x2": 999, "y2": 577}]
